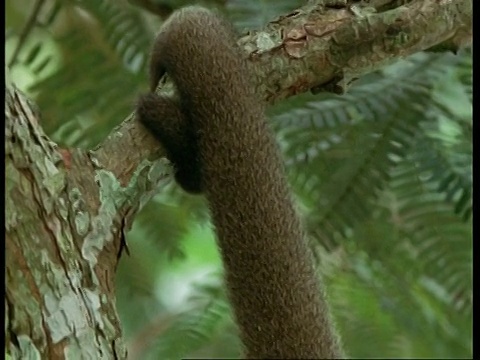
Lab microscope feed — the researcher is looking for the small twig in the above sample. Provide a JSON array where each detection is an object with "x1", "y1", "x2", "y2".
[{"x1": 8, "y1": 0, "x2": 47, "y2": 67}]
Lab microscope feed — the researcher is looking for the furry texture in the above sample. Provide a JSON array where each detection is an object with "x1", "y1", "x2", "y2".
[
  {"x1": 136, "y1": 6, "x2": 344, "y2": 359},
  {"x1": 137, "y1": 94, "x2": 202, "y2": 193}
]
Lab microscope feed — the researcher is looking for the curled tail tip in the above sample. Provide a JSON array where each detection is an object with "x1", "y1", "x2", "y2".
[{"x1": 136, "y1": 93, "x2": 156, "y2": 118}]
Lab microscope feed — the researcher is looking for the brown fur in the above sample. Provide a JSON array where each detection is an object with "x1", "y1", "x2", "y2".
[
  {"x1": 137, "y1": 94, "x2": 202, "y2": 193},
  {"x1": 136, "y1": 6, "x2": 344, "y2": 359}
]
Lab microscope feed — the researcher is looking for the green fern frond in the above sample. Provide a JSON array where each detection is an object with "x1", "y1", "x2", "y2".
[
  {"x1": 388, "y1": 159, "x2": 472, "y2": 315},
  {"x1": 32, "y1": 29, "x2": 141, "y2": 146},
  {"x1": 329, "y1": 263, "x2": 417, "y2": 358},
  {"x1": 29, "y1": 1, "x2": 153, "y2": 147},
  {"x1": 276, "y1": 52, "x2": 458, "y2": 147},
  {"x1": 276, "y1": 53, "x2": 468, "y2": 248},
  {"x1": 6, "y1": 0, "x2": 63, "y2": 69},
  {"x1": 328, "y1": 245, "x2": 471, "y2": 357},
  {"x1": 6, "y1": 28, "x2": 62, "y2": 92},
  {"x1": 302, "y1": 105, "x2": 422, "y2": 248},
  {"x1": 412, "y1": 135, "x2": 472, "y2": 221},
  {"x1": 456, "y1": 48, "x2": 472, "y2": 102},
  {"x1": 134, "y1": 197, "x2": 199, "y2": 260},
  {"x1": 80, "y1": 0, "x2": 152, "y2": 70},
  {"x1": 149, "y1": 277, "x2": 235, "y2": 359}
]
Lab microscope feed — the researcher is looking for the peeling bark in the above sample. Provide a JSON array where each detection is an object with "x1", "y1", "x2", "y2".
[{"x1": 5, "y1": 84, "x2": 171, "y2": 359}]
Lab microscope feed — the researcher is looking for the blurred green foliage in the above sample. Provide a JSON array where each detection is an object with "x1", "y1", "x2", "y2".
[{"x1": 6, "y1": 0, "x2": 472, "y2": 358}]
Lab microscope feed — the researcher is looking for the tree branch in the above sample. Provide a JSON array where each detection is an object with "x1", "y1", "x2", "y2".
[
  {"x1": 5, "y1": 83, "x2": 128, "y2": 358},
  {"x1": 241, "y1": 0, "x2": 471, "y2": 101},
  {"x1": 91, "y1": 0, "x2": 471, "y2": 214}
]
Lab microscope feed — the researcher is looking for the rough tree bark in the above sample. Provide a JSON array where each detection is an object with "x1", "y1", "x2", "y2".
[{"x1": 5, "y1": 0, "x2": 471, "y2": 359}]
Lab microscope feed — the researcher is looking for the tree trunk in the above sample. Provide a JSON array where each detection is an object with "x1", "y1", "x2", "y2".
[{"x1": 5, "y1": 84, "x2": 130, "y2": 358}]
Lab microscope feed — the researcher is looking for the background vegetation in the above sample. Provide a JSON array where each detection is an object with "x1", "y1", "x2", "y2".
[{"x1": 6, "y1": 0, "x2": 472, "y2": 358}]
